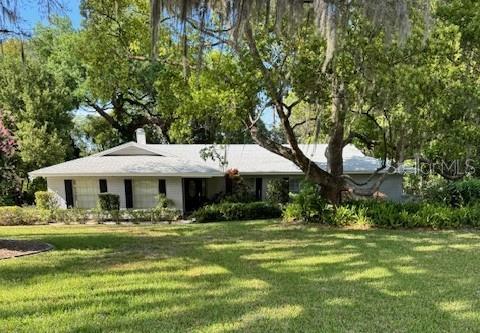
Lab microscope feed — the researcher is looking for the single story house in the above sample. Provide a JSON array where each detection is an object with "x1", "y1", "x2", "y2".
[{"x1": 29, "y1": 129, "x2": 404, "y2": 213}]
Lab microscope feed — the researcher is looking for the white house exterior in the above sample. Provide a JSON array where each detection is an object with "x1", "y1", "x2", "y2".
[{"x1": 29, "y1": 131, "x2": 405, "y2": 213}]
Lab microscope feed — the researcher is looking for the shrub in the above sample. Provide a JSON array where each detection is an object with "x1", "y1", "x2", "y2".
[
  {"x1": 53, "y1": 208, "x2": 89, "y2": 224},
  {"x1": 333, "y1": 200, "x2": 480, "y2": 229},
  {"x1": 282, "y1": 183, "x2": 480, "y2": 229},
  {"x1": 193, "y1": 201, "x2": 282, "y2": 223},
  {"x1": 97, "y1": 193, "x2": 120, "y2": 211},
  {"x1": 155, "y1": 194, "x2": 172, "y2": 209},
  {"x1": 151, "y1": 207, "x2": 181, "y2": 222},
  {"x1": 266, "y1": 179, "x2": 290, "y2": 205},
  {"x1": 283, "y1": 181, "x2": 332, "y2": 223},
  {"x1": 423, "y1": 178, "x2": 480, "y2": 207},
  {"x1": 124, "y1": 208, "x2": 181, "y2": 223},
  {"x1": 35, "y1": 191, "x2": 58, "y2": 210},
  {"x1": 0, "y1": 207, "x2": 49, "y2": 226}
]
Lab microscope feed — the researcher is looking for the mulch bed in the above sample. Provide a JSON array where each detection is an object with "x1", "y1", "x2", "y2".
[{"x1": 0, "y1": 240, "x2": 53, "y2": 260}]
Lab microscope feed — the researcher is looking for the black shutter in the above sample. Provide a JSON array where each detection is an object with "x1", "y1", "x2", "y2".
[
  {"x1": 99, "y1": 179, "x2": 108, "y2": 193},
  {"x1": 159, "y1": 179, "x2": 166, "y2": 195},
  {"x1": 255, "y1": 178, "x2": 263, "y2": 200},
  {"x1": 64, "y1": 180, "x2": 74, "y2": 208},
  {"x1": 225, "y1": 175, "x2": 233, "y2": 194},
  {"x1": 124, "y1": 179, "x2": 133, "y2": 208}
]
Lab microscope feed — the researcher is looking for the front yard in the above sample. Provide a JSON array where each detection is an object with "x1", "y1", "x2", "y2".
[{"x1": 1, "y1": 220, "x2": 480, "y2": 332}]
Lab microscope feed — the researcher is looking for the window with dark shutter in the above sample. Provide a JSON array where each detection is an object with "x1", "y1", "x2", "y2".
[
  {"x1": 64, "y1": 180, "x2": 74, "y2": 208},
  {"x1": 124, "y1": 179, "x2": 133, "y2": 208},
  {"x1": 159, "y1": 179, "x2": 166, "y2": 195},
  {"x1": 255, "y1": 178, "x2": 263, "y2": 200},
  {"x1": 99, "y1": 179, "x2": 108, "y2": 193}
]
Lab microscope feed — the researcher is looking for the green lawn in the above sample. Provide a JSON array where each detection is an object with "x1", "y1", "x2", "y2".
[{"x1": 1, "y1": 221, "x2": 480, "y2": 332}]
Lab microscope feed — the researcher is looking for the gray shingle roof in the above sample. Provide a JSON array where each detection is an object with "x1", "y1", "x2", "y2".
[{"x1": 30, "y1": 142, "x2": 388, "y2": 177}]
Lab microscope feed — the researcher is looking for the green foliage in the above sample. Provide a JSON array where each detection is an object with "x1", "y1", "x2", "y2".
[
  {"x1": 0, "y1": 207, "x2": 49, "y2": 225},
  {"x1": 97, "y1": 193, "x2": 120, "y2": 211},
  {"x1": 192, "y1": 202, "x2": 282, "y2": 223},
  {"x1": 0, "y1": 206, "x2": 91, "y2": 226},
  {"x1": 266, "y1": 179, "x2": 290, "y2": 205},
  {"x1": 283, "y1": 181, "x2": 332, "y2": 223},
  {"x1": 308, "y1": 200, "x2": 480, "y2": 229},
  {"x1": 73, "y1": 116, "x2": 123, "y2": 155},
  {"x1": 125, "y1": 208, "x2": 181, "y2": 224},
  {"x1": 34, "y1": 191, "x2": 58, "y2": 210},
  {"x1": 53, "y1": 208, "x2": 89, "y2": 225},
  {"x1": 414, "y1": 178, "x2": 480, "y2": 207},
  {"x1": 155, "y1": 194, "x2": 172, "y2": 209},
  {"x1": 223, "y1": 171, "x2": 256, "y2": 203}
]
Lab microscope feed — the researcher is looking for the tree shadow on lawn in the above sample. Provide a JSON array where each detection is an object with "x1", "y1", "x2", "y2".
[{"x1": 1, "y1": 221, "x2": 480, "y2": 332}]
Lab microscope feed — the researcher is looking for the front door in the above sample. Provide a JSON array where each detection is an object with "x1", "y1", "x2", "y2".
[{"x1": 184, "y1": 178, "x2": 206, "y2": 212}]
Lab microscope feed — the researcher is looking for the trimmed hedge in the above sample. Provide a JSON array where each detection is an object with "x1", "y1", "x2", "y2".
[
  {"x1": 0, "y1": 207, "x2": 51, "y2": 226},
  {"x1": 0, "y1": 206, "x2": 180, "y2": 226},
  {"x1": 97, "y1": 193, "x2": 120, "y2": 211},
  {"x1": 192, "y1": 201, "x2": 282, "y2": 223}
]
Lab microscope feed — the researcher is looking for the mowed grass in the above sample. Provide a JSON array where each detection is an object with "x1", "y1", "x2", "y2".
[{"x1": 1, "y1": 221, "x2": 480, "y2": 332}]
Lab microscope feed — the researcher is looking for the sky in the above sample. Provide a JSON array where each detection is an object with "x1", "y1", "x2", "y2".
[{"x1": 18, "y1": 0, "x2": 82, "y2": 32}]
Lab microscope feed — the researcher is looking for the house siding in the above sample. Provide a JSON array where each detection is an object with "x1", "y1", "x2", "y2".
[
  {"x1": 46, "y1": 176, "x2": 185, "y2": 212},
  {"x1": 46, "y1": 173, "x2": 404, "y2": 213},
  {"x1": 47, "y1": 178, "x2": 67, "y2": 208},
  {"x1": 259, "y1": 174, "x2": 404, "y2": 201}
]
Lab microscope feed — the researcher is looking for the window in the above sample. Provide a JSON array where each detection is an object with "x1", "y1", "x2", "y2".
[
  {"x1": 133, "y1": 179, "x2": 158, "y2": 209},
  {"x1": 243, "y1": 178, "x2": 256, "y2": 196},
  {"x1": 289, "y1": 178, "x2": 301, "y2": 193},
  {"x1": 74, "y1": 179, "x2": 99, "y2": 208},
  {"x1": 159, "y1": 179, "x2": 166, "y2": 195},
  {"x1": 99, "y1": 179, "x2": 108, "y2": 193}
]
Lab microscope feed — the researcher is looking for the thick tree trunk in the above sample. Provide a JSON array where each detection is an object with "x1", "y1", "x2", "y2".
[{"x1": 325, "y1": 78, "x2": 347, "y2": 203}]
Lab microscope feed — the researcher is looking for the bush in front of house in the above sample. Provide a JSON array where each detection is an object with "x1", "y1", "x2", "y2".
[
  {"x1": 339, "y1": 200, "x2": 480, "y2": 229},
  {"x1": 282, "y1": 179, "x2": 480, "y2": 229},
  {"x1": 266, "y1": 178, "x2": 290, "y2": 205},
  {"x1": 35, "y1": 191, "x2": 58, "y2": 210},
  {"x1": 283, "y1": 196, "x2": 480, "y2": 229},
  {"x1": 97, "y1": 193, "x2": 120, "y2": 211},
  {"x1": 409, "y1": 176, "x2": 480, "y2": 207},
  {"x1": 0, "y1": 206, "x2": 91, "y2": 226},
  {"x1": 283, "y1": 181, "x2": 332, "y2": 223},
  {"x1": 54, "y1": 208, "x2": 89, "y2": 224},
  {"x1": 0, "y1": 206, "x2": 50, "y2": 225},
  {"x1": 192, "y1": 201, "x2": 282, "y2": 223}
]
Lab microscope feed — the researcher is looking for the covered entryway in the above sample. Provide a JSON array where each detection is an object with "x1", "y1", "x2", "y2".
[{"x1": 183, "y1": 178, "x2": 207, "y2": 212}]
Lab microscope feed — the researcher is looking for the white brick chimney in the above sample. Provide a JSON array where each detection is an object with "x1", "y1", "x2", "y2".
[{"x1": 136, "y1": 128, "x2": 146, "y2": 145}]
